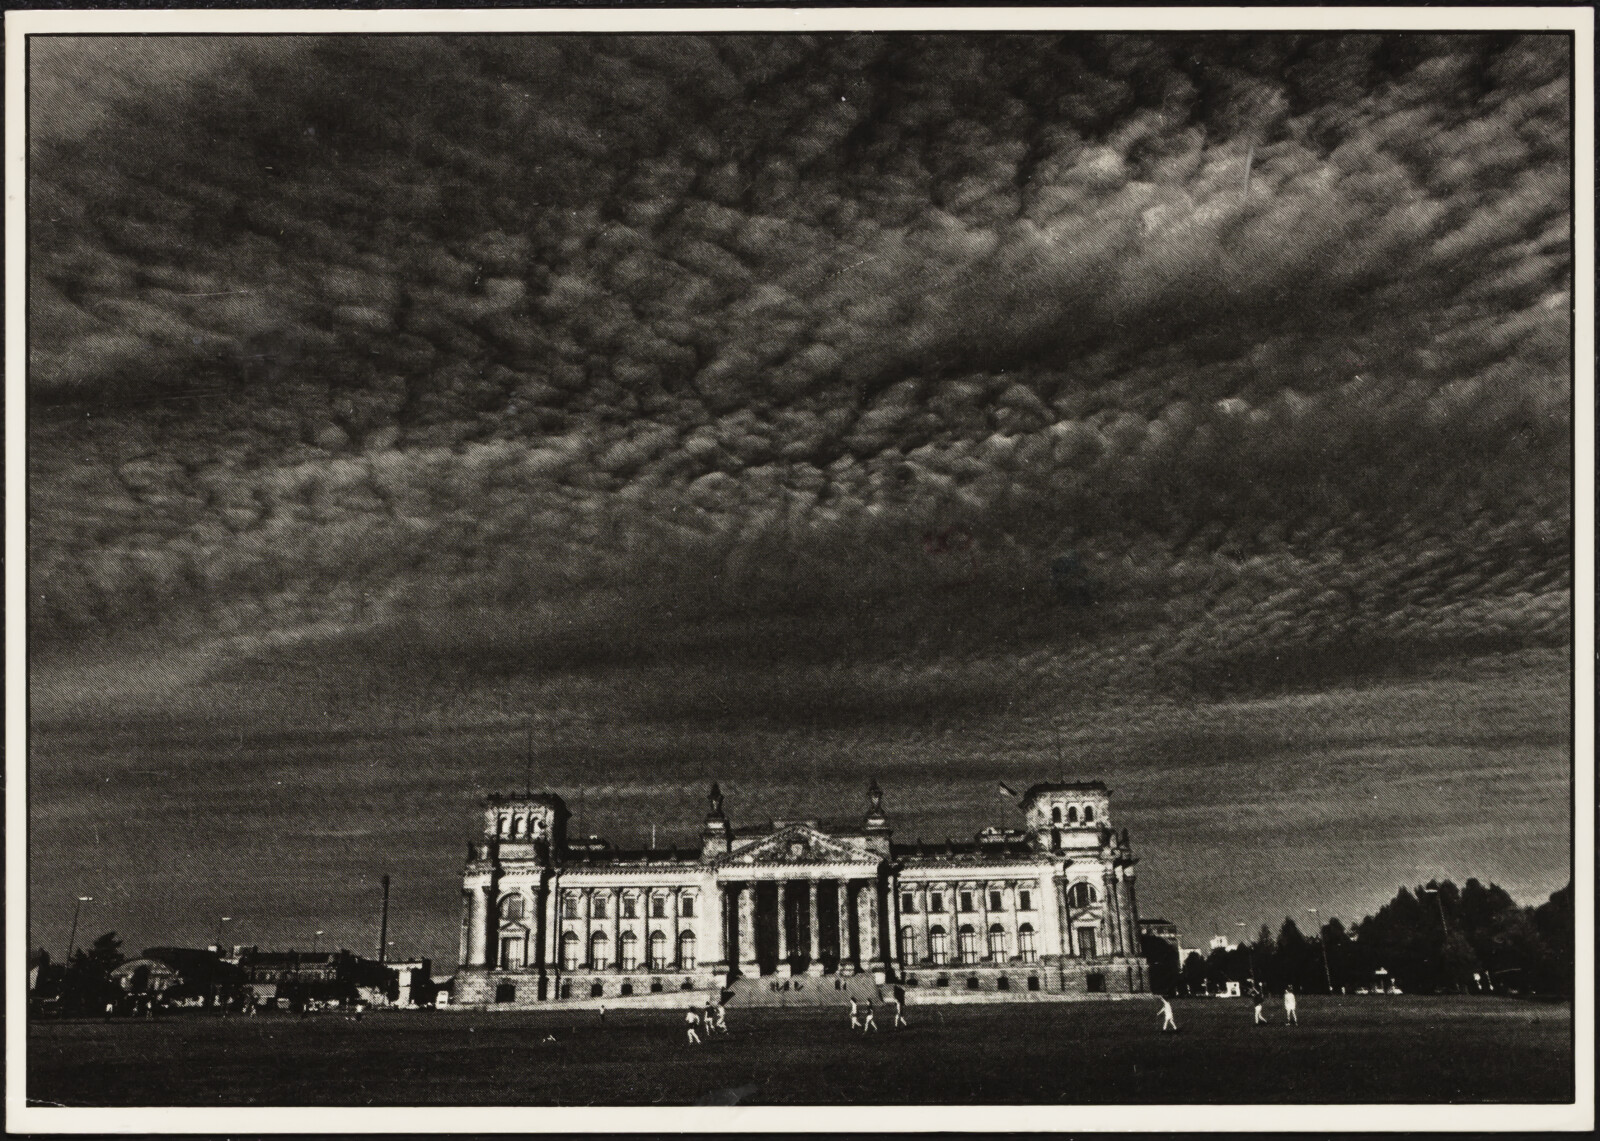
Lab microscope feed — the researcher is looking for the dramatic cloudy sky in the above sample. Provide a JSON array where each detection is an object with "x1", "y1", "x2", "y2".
[{"x1": 28, "y1": 33, "x2": 1571, "y2": 966}]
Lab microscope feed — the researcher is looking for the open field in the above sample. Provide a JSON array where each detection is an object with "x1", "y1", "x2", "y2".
[{"x1": 28, "y1": 995, "x2": 1571, "y2": 1107}]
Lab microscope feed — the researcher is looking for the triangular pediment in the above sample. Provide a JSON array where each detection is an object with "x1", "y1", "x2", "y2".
[{"x1": 721, "y1": 824, "x2": 873, "y2": 866}]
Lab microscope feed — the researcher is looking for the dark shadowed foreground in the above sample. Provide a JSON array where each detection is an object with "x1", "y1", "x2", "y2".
[{"x1": 29, "y1": 996, "x2": 1571, "y2": 1106}]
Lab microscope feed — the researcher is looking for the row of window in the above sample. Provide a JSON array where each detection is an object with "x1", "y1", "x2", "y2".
[
  {"x1": 498, "y1": 893, "x2": 698, "y2": 922},
  {"x1": 900, "y1": 887, "x2": 1034, "y2": 915},
  {"x1": 899, "y1": 883, "x2": 1099, "y2": 914},
  {"x1": 1048, "y1": 803, "x2": 1098, "y2": 825},
  {"x1": 547, "y1": 928, "x2": 697, "y2": 972},
  {"x1": 900, "y1": 922, "x2": 1039, "y2": 965},
  {"x1": 493, "y1": 814, "x2": 549, "y2": 839}
]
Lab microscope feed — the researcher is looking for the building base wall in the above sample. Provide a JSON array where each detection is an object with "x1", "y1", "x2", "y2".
[
  {"x1": 453, "y1": 956, "x2": 1146, "y2": 1008},
  {"x1": 897, "y1": 956, "x2": 1146, "y2": 998}
]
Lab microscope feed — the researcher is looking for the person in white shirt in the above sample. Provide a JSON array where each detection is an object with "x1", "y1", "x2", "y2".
[
  {"x1": 685, "y1": 1007, "x2": 702, "y2": 1045},
  {"x1": 848, "y1": 996, "x2": 862, "y2": 1031},
  {"x1": 1283, "y1": 985, "x2": 1299, "y2": 1025},
  {"x1": 1158, "y1": 995, "x2": 1178, "y2": 1032}
]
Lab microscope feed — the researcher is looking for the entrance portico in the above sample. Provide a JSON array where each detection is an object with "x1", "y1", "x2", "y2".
[{"x1": 714, "y1": 824, "x2": 892, "y2": 979}]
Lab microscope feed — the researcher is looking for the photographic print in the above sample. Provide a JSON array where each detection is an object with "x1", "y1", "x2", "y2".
[{"x1": 9, "y1": 6, "x2": 1591, "y2": 1131}]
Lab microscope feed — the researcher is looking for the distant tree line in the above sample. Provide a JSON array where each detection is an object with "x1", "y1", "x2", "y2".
[{"x1": 1145, "y1": 879, "x2": 1572, "y2": 998}]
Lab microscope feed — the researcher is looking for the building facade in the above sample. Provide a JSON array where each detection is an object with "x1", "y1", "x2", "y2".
[{"x1": 454, "y1": 780, "x2": 1147, "y2": 1007}]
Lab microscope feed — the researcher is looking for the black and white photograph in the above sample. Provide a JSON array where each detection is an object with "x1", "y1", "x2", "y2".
[{"x1": 8, "y1": 5, "x2": 1592, "y2": 1131}]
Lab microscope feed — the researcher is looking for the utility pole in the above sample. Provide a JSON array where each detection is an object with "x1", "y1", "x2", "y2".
[
  {"x1": 1309, "y1": 908, "x2": 1333, "y2": 992},
  {"x1": 378, "y1": 875, "x2": 391, "y2": 964},
  {"x1": 66, "y1": 895, "x2": 93, "y2": 961}
]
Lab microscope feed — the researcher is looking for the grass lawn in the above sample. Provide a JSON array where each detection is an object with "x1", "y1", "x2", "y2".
[{"x1": 28, "y1": 995, "x2": 1572, "y2": 1107}]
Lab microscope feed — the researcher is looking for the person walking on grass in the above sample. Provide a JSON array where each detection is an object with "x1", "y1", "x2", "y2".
[
  {"x1": 1283, "y1": 985, "x2": 1298, "y2": 1026},
  {"x1": 848, "y1": 996, "x2": 862, "y2": 1031},
  {"x1": 1250, "y1": 982, "x2": 1267, "y2": 1026},
  {"x1": 860, "y1": 1001, "x2": 878, "y2": 1032},
  {"x1": 1158, "y1": 994, "x2": 1178, "y2": 1032},
  {"x1": 889, "y1": 991, "x2": 907, "y2": 1029},
  {"x1": 685, "y1": 1006, "x2": 702, "y2": 1046},
  {"x1": 713, "y1": 1001, "x2": 728, "y2": 1037}
]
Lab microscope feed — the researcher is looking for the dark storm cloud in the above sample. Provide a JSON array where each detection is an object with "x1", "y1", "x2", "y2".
[{"x1": 27, "y1": 34, "x2": 1571, "y2": 960}]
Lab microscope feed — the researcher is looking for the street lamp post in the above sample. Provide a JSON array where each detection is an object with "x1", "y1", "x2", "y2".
[
  {"x1": 66, "y1": 895, "x2": 93, "y2": 961},
  {"x1": 216, "y1": 916, "x2": 232, "y2": 954},
  {"x1": 1420, "y1": 886, "x2": 1454, "y2": 993},
  {"x1": 1309, "y1": 908, "x2": 1334, "y2": 992},
  {"x1": 314, "y1": 931, "x2": 324, "y2": 955}
]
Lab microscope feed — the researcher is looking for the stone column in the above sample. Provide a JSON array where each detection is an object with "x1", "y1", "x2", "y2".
[
  {"x1": 775, "y1": 881, "x2": 791, "y2": 977},
  {"x1": 856, "y1": 881, "x2": 876, "y2": 975},
  {"x1": 458, "y1": 890, "x2": 471, "y2": 967},
  {"x1": 737, "y1": 884, "x2": 758, "y2": 974},
  {"x1": 1102, "y1": 868, "x2": 1123, "y2": 956},
  {"x1": 804, "y1": 879, "x2": 823, "y2": 974},
  {"x1": 886, "y1": 870, "x2": 902, "y2": 974},
  {"x1": 838, "y1": 880, "x2": 856, "y2": 973},
  {"x1": 611, "y1": 889, "x2": 624, "y2": 972},
  {"x1": 467, "y1": 884, "x2": 490, "y2": 967}
]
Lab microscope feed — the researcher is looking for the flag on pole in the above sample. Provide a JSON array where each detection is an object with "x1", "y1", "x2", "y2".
[{"x1": 998, "y1": 781, "x2": 1018, "y2": 799}]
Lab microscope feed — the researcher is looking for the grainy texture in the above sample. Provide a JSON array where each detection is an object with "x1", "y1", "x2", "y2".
[{"x1": 28, "y1": 997, "x2": 1573, "y2": 1106}]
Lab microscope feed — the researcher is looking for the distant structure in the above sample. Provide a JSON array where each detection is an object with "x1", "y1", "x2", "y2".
[
  {"x1": 237, "y1": 948, "x2": 397, "y2": 1009},
  {"x1": 454, "y1": 780, "x2": 1147, "y2": 1007}
]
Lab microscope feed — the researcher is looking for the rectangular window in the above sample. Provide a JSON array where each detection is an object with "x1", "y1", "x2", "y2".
[
  {"x1": 929, "y1": 893, "x2": 945, "y2": 914},
  {"x1": 988, "y1": 891, "x2": 1003, "y2": 912},
  {"x1": 562, "y1": 897, "x2": 579, "y2": 920},
  {"x1": 623, "y1": 897, "x2": 637, "y2": 919},
  {"x1": 592, "y1": 896, "x2": 608, "y2": 920},
  {"x1": 651, "y1": 896, "x2": 667, "y2": 919},
  {"x1": 960, "y1": 891, "x2": 974, "y2": 913},
  {"x1": 900, "y1": 892, "x2": 917, "y2": 914},
  {"x1": 680, "y1": 896, "x2": 695, "y2": 918},
  {"x1": 1018, "y1": 890, "x2": 1032, "y2": 912},
  {"x1": 1078, "y1": 928, "x2": 1098, "y2": 959}
]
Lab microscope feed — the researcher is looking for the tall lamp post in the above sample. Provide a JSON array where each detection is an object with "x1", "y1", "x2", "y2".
[
  {"x1": 65, "y1": 895, "x2": 93, "y2": 961},
  {"x1": 313, "y1": 930, "x2": 324, "y2": 956},
  {"x1": 1308, "y1": 908, "x2": 1334, "y2": 992},
  {"x1": 1420, "y1": 886, "x2": 1453, "y2": 992},
  {"x1": 216, "y1": 916, "x2": 232, "y2": 954}
]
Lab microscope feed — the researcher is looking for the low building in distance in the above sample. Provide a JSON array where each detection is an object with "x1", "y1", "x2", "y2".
[
  {"x1": 455, "y1": 779, "x2": 1148, "y2": 1007},
  {"x1": 236, "y1": 947, "x2": 397, "y2": 1009}
]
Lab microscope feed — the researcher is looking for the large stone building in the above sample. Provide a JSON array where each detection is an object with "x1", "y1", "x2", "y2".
[{"x1": 454, "y1": 780, "x2": 1147, "y2": 1007}]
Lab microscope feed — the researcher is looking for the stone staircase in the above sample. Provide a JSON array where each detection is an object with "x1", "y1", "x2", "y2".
[{"x1": 724, "y1": 971, "x2": 883, "y2": 1008}]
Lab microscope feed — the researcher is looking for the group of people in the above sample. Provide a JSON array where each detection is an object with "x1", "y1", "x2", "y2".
[
  {"x1": 1156, "y1": 983, "x2": 1301, "y2": 1033},
  {"x1": 848, "y1": 984, "x2": 908, "y2": 1032},
  {"x1": 684, "y1": 998, "x2": 729, "y2": 1044}
]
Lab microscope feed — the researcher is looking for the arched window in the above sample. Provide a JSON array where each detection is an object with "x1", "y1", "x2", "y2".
[
  {"x1": 1067, "y1": 805, "x2": 1079, "y2": 824},
  {"x1": 561, "y1": 931, "x2": 579, "y2": 971},
  {"x1": 589, "y1": 931, "x2": 610, "y2": 970},
  {"x1": 1051, "y1": 805, "x2": 1062, "y2": 824},
  {"x1": 929, "y1": 925, "x2": 949, "y2": 965},
  {"x1": 900, "y1": 926, "x2": 919, "y2": 962},
  {"x1": 678, "y1": 930, "x2": 697, "y2": 970},
  {"x1": 620, "y1": 931, "x2": 639, "y2": 970},
  {"x1": 499, "y1": 894, "x2": 524, "y2": 921},
  {"x1": 498, "y1": 815, "x2": 510, "y2": 838},
  {"x1": 987, "y1": 924, "x2": 1007, "y2": 961},
  {"x1": 1083, "y1": 805, "x2": 1095, "y2": 823},
  {"x1": 512, "y1": 816, "x2": 525, "y2": 838},
  {"x1": 958, "y1": 925, "x2": 979, "y2": 965},
  {"x1": 649, "y1": 930, "x2": 668, "y2": 970},
  {"x1": 1018, "y1": 923, "x2": 1038, "y2": 963},
  {"x1": 1067, "y1": 882, "x2": 1097, "y2": 909}
]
